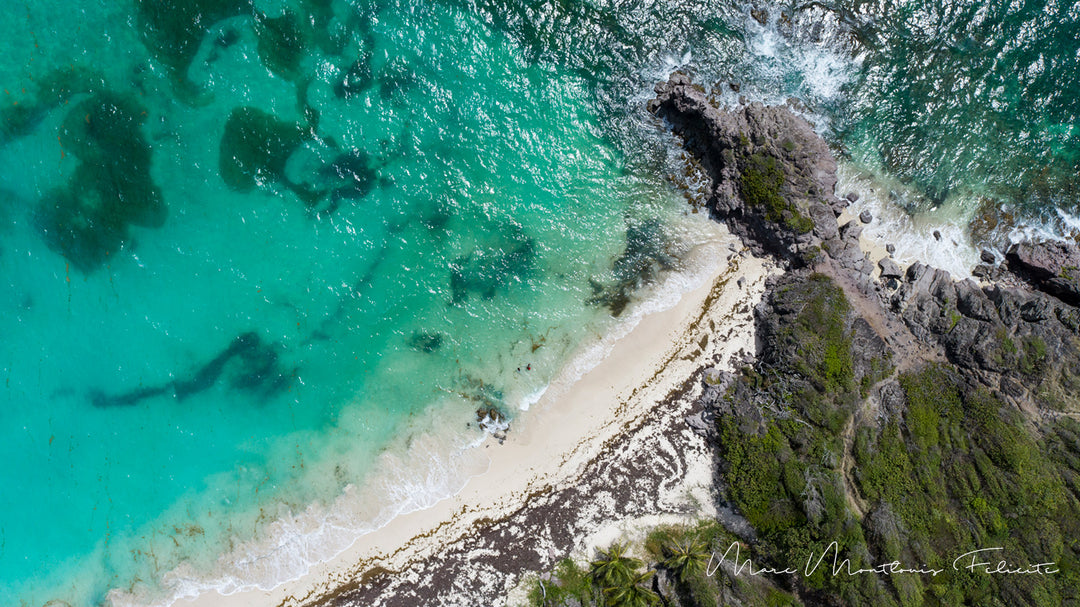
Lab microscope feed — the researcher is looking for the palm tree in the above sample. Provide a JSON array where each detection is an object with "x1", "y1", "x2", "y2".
[
  {"x1": 602, "y1": 569, "x2": 659, "y2": 607},
  {"x1": 590, "y1": 542, "x2": 641, "y2": 589},
  {"x1": 661, "y1": 535, "x2": 709, "y2": 583}
]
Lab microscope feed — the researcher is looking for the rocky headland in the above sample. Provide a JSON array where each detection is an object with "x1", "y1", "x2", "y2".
[
  {"x1": 616, "y1": 73, "x2": 1080, "y2": 606},
  {"x1": 517, "y1": 75, "x2": 1080, "y2": 606}
]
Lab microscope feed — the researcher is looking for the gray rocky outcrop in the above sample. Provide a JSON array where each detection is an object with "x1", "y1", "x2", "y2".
[
  {"x1": 650, "y1": 73, "x2": 844, "y2": 265},
  {"x1": 651, "y1": 73, "x2": 1080, "y2": 418},
  {"x1": 1004, "y1": 240, "x2": 1080, "y2": 306}
]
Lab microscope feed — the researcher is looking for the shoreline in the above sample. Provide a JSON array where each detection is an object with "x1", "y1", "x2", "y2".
[{"x1": 175, "y1": 231, "x2": 777, "y2": 607}]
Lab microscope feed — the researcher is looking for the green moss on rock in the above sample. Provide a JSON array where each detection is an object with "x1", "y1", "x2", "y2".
[{"x1": 739, "y1": 153, "x2": 813, "y2": 234}]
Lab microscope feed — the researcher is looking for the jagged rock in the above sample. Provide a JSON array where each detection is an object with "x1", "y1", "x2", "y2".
[
  {"x1": 954, "y1": 279, "x2": 996, "y2": 322},
  {"x1": 839, "y1": 220, "x2": 862, "y2": 242},
  {"x1": 729, "y1": 82, "x2": 741, "y2": 92},
  {"x1": 851, "y1": 317, "x2": 890, "y2": 382},
  {"x1": 809, "y1": 202, "x2": 839, "y2": 240},
  {"x1": 876, "y1": 381, "x2": 905, "y2": 419},
  {"x1": 652, "y1": 75, "x2": 838, "y2": 266},
  {"x1": 886, "y1": 243, "x2": 895, "y2": 255},
  {"x1": 1020, "y1": 297, "x2": 1054, "y2": 322},
  {"x1": 703, "y1": 366, "x2": 725, "y2": 384},
  {"x1": 655, "y1": 68, "x2": 1080, "y2": 413},
  {"x1": 986, "y1": 284, "x2": 1028, "y2": 326},
  {"x1": 878, "y1": 257, "x2": 902, "y2": 279},
  {"x1": 857, "y1": 257, "x2": 875, "y2": 275},
  {"x1": 846, "y1": 192, "x2": 859, "y2": 203},
  {"x1": 653, "y1": 568, "x2": 684, "y2": 606},
  {"x1": 685, "y1": 411, "x2": 714, "y2": 439},
  {"x1": 652, "y1": 69, "x2": 1080, "y2": 607},
  {"x1": 859, "y1": 210, "x2": 873, "y2": 224},
  {"x1": 1000, "y1": 375, "x2": 1025, "y2": 398},
  {"x1": 1005, "y1": 240, "x2": 1080, "y2": 306}
]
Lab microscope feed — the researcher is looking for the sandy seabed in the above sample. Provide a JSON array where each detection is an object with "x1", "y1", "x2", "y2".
[{"x1": 179, "y1": 231, "x2": 778, "y2": 607}]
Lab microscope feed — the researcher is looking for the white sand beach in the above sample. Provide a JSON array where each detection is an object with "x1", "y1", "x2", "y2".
[{"x1": 177, "y1": 234, "x2": 778, "y2": 607}]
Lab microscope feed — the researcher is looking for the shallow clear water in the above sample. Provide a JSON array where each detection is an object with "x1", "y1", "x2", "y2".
[{"x1": 0, "y1": 0, "x2": 1076, "y2": 604}]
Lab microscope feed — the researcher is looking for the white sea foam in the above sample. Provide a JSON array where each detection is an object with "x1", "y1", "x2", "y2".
[
  {"x1": 518, "y1": 385, "x2": 548, "y2": 411},
  {"x1": 836, "y1": 162, "x2": 981, "y2": 279},
  {"x1": 1003, "y1": 208, "x2": 1080, "y2": 247},
  {"x1": 109, "y1": 398, "x2": 492, "y2": 607}
]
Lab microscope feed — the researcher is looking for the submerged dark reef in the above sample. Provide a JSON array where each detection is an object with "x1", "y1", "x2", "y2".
[
  {"x1": 90, "y1": 331, "x2": 294, "y2": 408},
  {"x1": 3, "y1": 0, "x2": 406, "y2": 274},
  {"x1": 36, "y1": 91, "x2": 165, "y2": 272}
]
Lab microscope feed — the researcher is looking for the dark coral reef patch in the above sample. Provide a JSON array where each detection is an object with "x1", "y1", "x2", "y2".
[
  {"x1": 449, "y1": 225, "x2": 537, "y2": 304},
  {"x1": 254, "y1": 10, "x2": 307, "y2": 80},
  {"x1": 137, "y1": 0, "x2": 250, "y2": 95},
  {"x1": 36, "y1": 92, "x2": 165, "y2": 272},
  {"x1": 219, "y1": 106, "x2": 311, "y2": 191}
]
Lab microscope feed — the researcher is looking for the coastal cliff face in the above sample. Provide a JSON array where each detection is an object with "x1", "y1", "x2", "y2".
[{"x1": 650, "y1": 74, "x2": 1080, "y2": 606}]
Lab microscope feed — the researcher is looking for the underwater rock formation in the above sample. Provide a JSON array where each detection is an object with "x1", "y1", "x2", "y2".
[
  {"x1": 449, "y1": 226, "x2": 536, "y2": 304},
  {"x1": 219, "y1": 106, "x2": 312, "y2": 192},
  {"x1": 36, "y1": 92, "x2": 165, "y2": 272},
  {"x1": 90, "y1": 331, "x2": 294, "y2": 408},
  {"x1": 254, "y1": 10, "x2": 307, "y2": 80},
  {"x1": 137, "y1": 0, "x2": 249, "y2": 95},
  {"x1": 587, "y1": 219, "x2": 677, "y2": 316}
]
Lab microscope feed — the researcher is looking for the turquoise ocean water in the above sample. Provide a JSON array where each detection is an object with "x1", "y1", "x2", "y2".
[{"x1": 0, "y1": 0, "x2": 1076, "y2": 604}]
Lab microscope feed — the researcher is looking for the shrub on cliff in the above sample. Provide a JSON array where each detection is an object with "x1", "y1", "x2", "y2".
[
  {"x1": 712, "y1": 273, "x2": 1080, "y2": 606},
  {"x1": 739, "y1": 153, "x2": 814, "y2": 235}
]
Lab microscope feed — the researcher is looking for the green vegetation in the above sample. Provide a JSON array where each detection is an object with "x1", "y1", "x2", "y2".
[
  {"x1": 524, "y1": 272, "x2": 1080, "y2": 607},
  {"x1": 525, "y1": 558, "x2": 596, "y2": 605},
  {"x1": 738, "y1": 153, "x2": 813, "y2": 234},
  {"x1": 523, "y1": 521, "x2": 798, "y2": 607},
  {"x1": 1019, "y1": 336, "x2": 1048, "y2": 376},
  {"x1": 851, "y1": 365, "x2": 1080, "y2": 605},
  {"x1": 524, "y1": 542, "x2": 657, "y2": 607},
  {"x1": 709, "y1": 275, "x2": 1078, "y2": 606}
]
